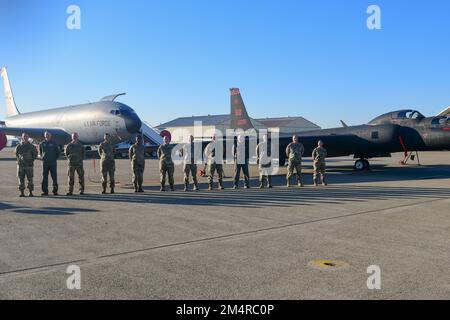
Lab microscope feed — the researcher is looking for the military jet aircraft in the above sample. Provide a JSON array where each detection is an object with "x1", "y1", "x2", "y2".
[
  {"x1": 0, "y1": 67, "x2": 142, "y2": 151},
  {"x1": 229, "y1": 88, "x2": 450, "y2": 170}
]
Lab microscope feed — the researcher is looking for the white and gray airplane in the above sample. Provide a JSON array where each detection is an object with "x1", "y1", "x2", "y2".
[{"x1": 0, "y1": 67, "x2": 142, "y2": 150}]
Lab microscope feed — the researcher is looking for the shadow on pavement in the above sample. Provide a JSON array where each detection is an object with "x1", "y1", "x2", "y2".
[
  {"x1": 52, "y1": 184, "x2": 450, "y2": 209},
  {"x1": 0, "y1": 202, "x2": 99, "y2": 215}
]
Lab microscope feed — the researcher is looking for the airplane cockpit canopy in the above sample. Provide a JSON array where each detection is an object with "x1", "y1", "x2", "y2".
[
  {"x1": 368, "y1": 110, "x2": 425, "y2": 125},
  {"x1": 431, "y1": 115, "x2": 450, "y2": 126}
]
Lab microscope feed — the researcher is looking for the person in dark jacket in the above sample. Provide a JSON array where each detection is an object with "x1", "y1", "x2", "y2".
[
  {"x1": 232, "y1": 134, "x2": 251, "y2": 189},
  {"x1": 39, "y1": 131, "x2": 60, "y2": 196}
]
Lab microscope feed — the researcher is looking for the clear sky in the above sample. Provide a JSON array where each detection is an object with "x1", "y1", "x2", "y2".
[{"x1": 1, "y1": 0, "x2": 449, "y2": 128}]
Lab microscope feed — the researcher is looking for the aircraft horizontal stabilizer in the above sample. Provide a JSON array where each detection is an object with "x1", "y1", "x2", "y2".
[{"x1": 0, "y1": 127, "x2": 71, "y2": 145}]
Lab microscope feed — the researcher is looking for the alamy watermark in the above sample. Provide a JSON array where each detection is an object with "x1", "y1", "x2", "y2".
[
  {"x1": 66, "y1": 265, "x2": 81, "y2": 290},
  {"x1": 367, "y1": 5, "x2": 381, "y2": 30},
  {"x1": 367, "y1": 265, "x2": 381, "y2": 290},
  {"x1": 66, "y1": 5, "x2": 81, "y2": 30}
]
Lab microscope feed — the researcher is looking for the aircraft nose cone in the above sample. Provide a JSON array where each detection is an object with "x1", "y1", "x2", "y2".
[{"x1": 125, "y1": 113, "x2": 142, "y2": 134}]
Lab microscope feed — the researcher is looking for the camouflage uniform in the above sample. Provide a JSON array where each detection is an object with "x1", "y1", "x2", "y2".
[
  {"x1": 65, "y1": 141, "x2": 85, "y2": 194},
  {"x1": 157, "y1": 144, "x2": 175, "y2": 190},
  {"x1": 312, "y1": 146, "x2": 327, "y2": 185},
  {"x1": 181, "y1": 142, "x2": 199, "y2": 191},
  {"x1": 98, "y1": 141, "x2": 116, "y2": 192},
  {"x1": 39, "y1": 140, "x2": 60, "y2": 194},
  {"x1": 256, "y1": 142, "x2": 272, "y2": 188},
  {"x1": 286, "y1": 142, "x2": 304, "y2": 186},
  {"x1": 232, "y1": 141, "x2": 250, "y2": 188},
  {"x1": 204, "y1": 141, "x2": 224, "y2": 190},
  {"x1": 129, "y1": 142, "x2": 146, "y2": 192},
  {"x1": 15, "y1": 142, "x2": 38, "y2": 194}
]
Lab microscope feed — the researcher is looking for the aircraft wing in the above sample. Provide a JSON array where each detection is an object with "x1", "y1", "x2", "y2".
[
  {"x1": 0, "y1": 127, "x2": 71, "y2": 145},
  {"x1": 437, "y1": 106, "x2": 450, "y2": 117}
]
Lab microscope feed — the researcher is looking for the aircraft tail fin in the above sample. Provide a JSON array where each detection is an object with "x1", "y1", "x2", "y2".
[
  {"x1": 229, "y1": 88, "x2": 254, "y2": 131},
  {"x1": 0, "y1": 67, "x2": 20, "y2": 117},
  {"x1": 340, "y1": 120, "x2": 348, "y2": 128}
]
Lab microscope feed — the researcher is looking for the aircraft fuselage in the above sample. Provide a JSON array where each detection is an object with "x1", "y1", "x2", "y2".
[
  {"x1": 278, "y1": 116, "x2": 450, "y2": 161},
  {"x1": 4, "y1": 101, "x2": 142, "y2": 145}
]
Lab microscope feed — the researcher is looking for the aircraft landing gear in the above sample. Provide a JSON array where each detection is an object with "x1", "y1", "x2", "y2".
[{"x1": 354, "y1": 159, "x2": 370, "y2": 171}]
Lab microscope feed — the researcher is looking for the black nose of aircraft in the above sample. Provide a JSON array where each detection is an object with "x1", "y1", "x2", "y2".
[{"x1": 124, "y1": 112, "x2": 142, "y2": 134}]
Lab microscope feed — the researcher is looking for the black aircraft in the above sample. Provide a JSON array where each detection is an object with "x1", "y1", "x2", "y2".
[{"x1": 229, "y1": 88, "x2": 450, "y2": 170}]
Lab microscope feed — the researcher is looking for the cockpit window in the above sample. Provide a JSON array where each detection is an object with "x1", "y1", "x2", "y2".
[
  {"x1": 409, "y1": 111, "x2": 421, "y2": 119},
  {"x1": 431, "y1": 116, "x2": 450, "y2": 125},
  {"x1": 119, "y1": 107, "x2": 136, "y2": 114},
  {"x1": 394, "y1": 110, "x2": 424, "y2": 120},
  {"x1": 110, "y1": 110, "x2": 120, "y2": 115}
]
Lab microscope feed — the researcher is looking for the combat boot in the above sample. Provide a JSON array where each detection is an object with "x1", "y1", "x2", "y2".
[
  {"x1": 138, "y1": 185, "x2": 144, "y2": 193},
  {"x1": 321, "y1": 177, "x2": 327, "y2": 186},
  {"x1": 313, "y1": 179, "x2": 318, "y2": 187},
  {"x1": 208, "y1": 183, "x2": 213, "y2": 191},
  {"x1": 19, "y1": 190, "x2": 25, "y2": 197},
  {"x1": 268, "y1": 177, "x2": 273, "y2": 188},
  {"x1": 134, "y1": 183, "x2": 138, "y2": 193},
  {"x1": 244, "y1": 184, "x2": 250, "y2": 189},
  {"x1": 259, "y1": 183, "x2": 264, "y2": 189},
  {"x1": 160, "y1": 184, "x2": 166, "y2": 192},
  {"x1": 232, "y1": 184, "x2": 238, "y2": 190},
  {"x1": 102, "y1": 186, "x2": 107, "y2": 194},
  {"x1": 170, "y1": 184, "x2": 175, "y2": 191},
  {"x1": 66, "y1": 192, "x2": 73, "y2": 196},
  {"x1": 28, "y1": 191, "x2": 34, "y2": 197},
  {"x1": 218, "y1": 182, "x2": 224, "y2": 190},
  {"x1": 110, "y1": 188, "x2": 115, "y2": 194},
  {"x1": 297, "y1": 179, "x2": 304, "y2": 187},
  {"x1": 193, "y1": 184, "x2": 199, "y2": 191},
  {"x1": 184, "y1": 184, "x2": 189, "y2": 192},
  {"x1": 286, "y1": 178, "x2": 291, "y2": 188}
]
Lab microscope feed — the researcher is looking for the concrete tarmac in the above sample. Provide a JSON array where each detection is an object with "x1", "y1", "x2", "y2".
[{"x1": 0, "y1": 149, "x2": 449, "y2": 299}]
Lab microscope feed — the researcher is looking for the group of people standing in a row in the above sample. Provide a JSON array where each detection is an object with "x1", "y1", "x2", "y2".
[{"x1": 14, "y1": 131, "x2": 328, "y2": 197}]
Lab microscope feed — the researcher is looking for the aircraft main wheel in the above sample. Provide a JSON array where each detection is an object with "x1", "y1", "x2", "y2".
[{"x1": 354, "y1": 159, "x2": 367, "y2": 171}]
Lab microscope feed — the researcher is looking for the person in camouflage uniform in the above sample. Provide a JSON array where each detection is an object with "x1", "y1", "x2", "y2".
[
  {"x1": 39, "y1": 131, "x2": 60, "y2": 196},
  {"x1": 129, "y1": 135, "x2": 145, "y2": 193},
  {"x1": 256, "y1": 134, "x2": 273, "y2": 189},
  {"x1": 232, "y1": 134, "x2": 250, "y2": 189},
  {"x1": 285, "y1": 135, "x2": 304, "y2": 187},
  {"x1": 180, "y1": 135, "x2": 199, "y2": 191},
  {"x1": 157, "y1": 136, "x2": 175, "y2": 191},
  {"x1": 15, "y1": 133, "x2": 38, "y2": 197},
  {"x1": 312, "y1": 140, "x2": 328, "y2": 186},
  {"x1": 98, "y1": 133, "x2": 116, "y2": 194},
  {"x1": 65, "y1": 132, "x2": 85, "y2": 195},
  {"x1": 204, "y1": 134, "x2": 224, "y2": 190}
]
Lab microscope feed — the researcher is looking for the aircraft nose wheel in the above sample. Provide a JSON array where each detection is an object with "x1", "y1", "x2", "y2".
[{"x1": 354, "y1": 159, "x2": 370, "y2": 171}]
